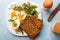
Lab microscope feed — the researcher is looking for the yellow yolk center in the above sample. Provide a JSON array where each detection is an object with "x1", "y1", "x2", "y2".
[
  {"x1": 12, "y1": 22, "x2": 17, "y2": 28},
  {"x1": 18, "y1": 14, "x2": 24, "y2": 20},
  {"x1": 11, "y1": 11, "x2": 16, "y2": 17}
]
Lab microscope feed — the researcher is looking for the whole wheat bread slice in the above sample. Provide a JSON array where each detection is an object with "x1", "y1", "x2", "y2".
[{"x1": 20, "y1": 16, "x2": 43, "y2": 38}]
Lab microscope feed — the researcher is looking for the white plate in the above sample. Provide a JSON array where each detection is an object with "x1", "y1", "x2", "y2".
[{"x1": 6, "y1": 0, "x2": 42, "y2": 36}]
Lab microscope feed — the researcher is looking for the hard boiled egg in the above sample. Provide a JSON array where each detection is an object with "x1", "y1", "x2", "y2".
[
  {"x1": 9, "y1": 10, "x2": 20, "y2": 19},
  {"x1": 9, "y1": 10, "x2": 26, "y2": 29},
  {"x1": 10, "y1": 10, "x2": 20, "y2": 16},
  {"x1": 17, "y1": 11, "x2": 26, "y2": 21},
  {"x1": 11, "y1": 20, "x2": 20, "y2": 29}
]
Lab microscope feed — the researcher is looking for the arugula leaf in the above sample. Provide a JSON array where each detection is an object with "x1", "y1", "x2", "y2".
[
  {"x1": 22, "y1": 3, "x2": 38, "y2": 15},
  {"x1": 8, "y1": 19, "x2": 14, "y2": 22},
  {"x1": 19, "y1": 27, "x2": 24, "y2": 34},
  {"x1": 32, "y1": 5, "x2": 38, "y2": 9},
  {"x1": 22, "y1": 3, "x2": 27, "y2": 7},
  {"x1": 8, "y1": 18, "x2": 17, "y2": 22}
]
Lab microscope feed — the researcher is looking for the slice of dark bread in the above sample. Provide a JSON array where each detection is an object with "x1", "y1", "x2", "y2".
[{"x1": 20, "y1": 16, "x2": 43, "y2": 38}]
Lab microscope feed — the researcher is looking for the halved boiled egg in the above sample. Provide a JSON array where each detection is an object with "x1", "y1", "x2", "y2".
[
  {"x1": 10, "y1": 10, "x2": 20, "y2": 16},
  {"x1": 11, "y1": 11, "x2": 16, "y2": 17},
  {"x1": 9, "y1": 10, "x2": 20, "y2": 19},
  {"x1": 11, "y1": 20, "x2": 20, "y2": 29},
  {"x1": 17, "y1": 11, "x2": 26, "y2": 21}
]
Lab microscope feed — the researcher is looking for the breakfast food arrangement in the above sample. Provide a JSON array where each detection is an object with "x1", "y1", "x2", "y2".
[
  {"x1": 6, "y1": 0, "x2": 60, "y2": 40},
  {"x1": 7, "y1": 1, "x2": 43, "y2": 37}
]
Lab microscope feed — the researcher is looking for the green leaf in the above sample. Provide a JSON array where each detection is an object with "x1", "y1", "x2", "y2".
[
  {"x1": 32, "y1": 5, "x2": 38, "y2": 9},
  {"x1": 22, "y1": 3, "x2": 27, "y2": 7},
  {"x1": 8, "y1": 18, "x2": 17, "y2": 22},
  {"x1": 24, "y1": 6, "x2": 30, "y2": 11},
  {"x1": 30, "y1": 9, "x2": 36, "y2": 15},
  {"x1": 22, "y1": 3, "x2": 37, "y2": 15},
  {"x1": 8, "y1": 19, "x2": 14, "y2": 22},
  {"x1": 19, "y1": 27, "x2": 24, "y2": 34}
]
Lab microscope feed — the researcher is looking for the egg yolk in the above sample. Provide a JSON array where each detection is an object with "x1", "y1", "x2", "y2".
[
  {"x1": 18, "y1": 14, "x2": 24, "y2": 20},
  {"x1": 12, "y1": 22, "x2": 17, "y2": 28},
  {"x1": 11, "y1": 11, "x2": 16, "y2": 17}
]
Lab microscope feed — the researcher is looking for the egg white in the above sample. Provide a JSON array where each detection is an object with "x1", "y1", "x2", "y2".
[
  {"x1": 20, "y1": 11, "x2": 26, "y2": 20},
  {"x1": 17, "y1": 11, "x2": 26, "y2": 21},
  {"x1": 11, "y1": 19, "x2": 20, "y2": 29}
]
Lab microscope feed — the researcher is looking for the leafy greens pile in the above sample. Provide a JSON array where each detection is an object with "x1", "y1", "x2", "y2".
[{"x1": 22, "y1": 3, "x2": 38, "y2": 15}]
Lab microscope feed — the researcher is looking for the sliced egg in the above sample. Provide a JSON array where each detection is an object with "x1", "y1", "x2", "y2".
[
  {"x1": 11, "y1": 11, "x2": 16, "y2": 17},
  {"x1": 17, "y1": 11, "x2": 26, "y2": 21},
  {"x1": 9, "y1": 10, "x2": 20, "y2": 19},
  {"x1": 11, "y1": 20, "x2": 20, "y2": 29},
  {"x1": 10, "y1": 10, "x2": 20, "y2": 16},
  {"x1": 9, "y1": 10, "x2": 26, "y2": 29}
]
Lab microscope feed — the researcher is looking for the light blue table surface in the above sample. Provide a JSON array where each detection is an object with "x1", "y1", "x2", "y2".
[{"x1": 0, "y1": 0, "x2": 60, "y2": 40}]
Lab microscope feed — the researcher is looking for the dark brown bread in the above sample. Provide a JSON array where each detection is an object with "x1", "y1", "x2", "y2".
[{"x1": 20, "y1": 16, "x2": 43, "y2": 38}]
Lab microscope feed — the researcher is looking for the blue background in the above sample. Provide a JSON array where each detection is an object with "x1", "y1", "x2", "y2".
[{"x1": 0, "y1": 0, "x2": 60, "y2": 40}]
